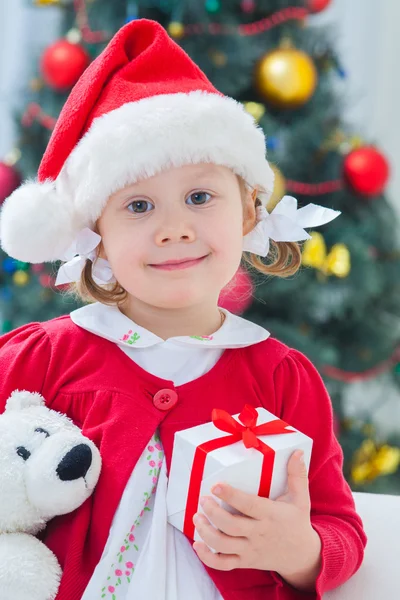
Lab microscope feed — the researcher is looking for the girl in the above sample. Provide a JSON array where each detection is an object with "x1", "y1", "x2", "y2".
[{"x1": 0, "y1": 19, "x2": 366, "y2": 600}]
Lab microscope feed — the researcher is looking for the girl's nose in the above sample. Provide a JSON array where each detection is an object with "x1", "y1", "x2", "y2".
[{"x1": 155, "y1": 216, "x2": 196, "y2": 246}]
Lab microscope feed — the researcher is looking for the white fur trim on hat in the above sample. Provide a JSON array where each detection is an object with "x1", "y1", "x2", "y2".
[
  {"x1": 1, "y1": 91, "x2": 274, "y2": 263},
  {"x1": 0, "y1": 180, "x2": 80, "y2": 263}
]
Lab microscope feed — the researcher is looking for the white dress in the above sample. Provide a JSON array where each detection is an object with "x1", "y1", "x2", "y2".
[{"x1": 70, "y1": 303, "x2": 270, "y2": 600}]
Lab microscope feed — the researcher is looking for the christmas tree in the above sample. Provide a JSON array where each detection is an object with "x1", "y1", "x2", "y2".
[
  {"x1": 1, "y1": 0, "x2": 399, "y2": 493},
  {"x1": 124, "y1": 0, "x2": 400, "y2": 494}
]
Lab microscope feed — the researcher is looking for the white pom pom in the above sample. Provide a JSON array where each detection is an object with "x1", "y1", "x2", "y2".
[
  {"x1": 0, "y1": 180, "x2": 77, "y2": 263},
  {"x1": 5, "y1": 390, "x2": 46, "y2": 412}
]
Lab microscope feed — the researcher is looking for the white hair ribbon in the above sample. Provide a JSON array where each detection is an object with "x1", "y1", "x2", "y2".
[
  {"x1": 55, "y1": 228, "x2": 116, "y2": 286},
  {"x1": 242, "y1": 195, "x2": 341, "y2": 257}
]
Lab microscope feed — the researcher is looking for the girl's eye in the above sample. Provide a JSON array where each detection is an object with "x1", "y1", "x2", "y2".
[
  {"x1": 187, "y1": 192, "x2": 212, "y2": 206},
  {"x1": 127, "y1": 200, "x2": 154, "y2": 214}
]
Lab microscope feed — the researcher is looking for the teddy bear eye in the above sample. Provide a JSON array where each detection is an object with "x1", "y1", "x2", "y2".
[
  {"x1": 34, "y1": 427, "x2": 50, "y2": 438},
  {"x1": 16, "y1": 446, "x2": 31, "y2": 461}
]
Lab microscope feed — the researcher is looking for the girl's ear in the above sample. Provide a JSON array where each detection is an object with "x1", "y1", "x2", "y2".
[
  {"x1": 98, "y1": 244, "x2": 107, "y2": 260},
  {"x1": 94, "y1": 221, "x2": 107, "y2": 260},
  {"x1": 242, "y1": 188, "x2": 257, "y2": 236}
]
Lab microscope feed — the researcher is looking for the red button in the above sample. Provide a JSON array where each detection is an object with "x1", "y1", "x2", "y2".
[{"x1": 153, "y1": 388, "x2": 178, "y2": 411}]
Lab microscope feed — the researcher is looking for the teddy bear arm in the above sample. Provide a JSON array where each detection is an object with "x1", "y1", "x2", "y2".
[{"x1": 0, "y1": 533, "x2": 62, "y2": 600}]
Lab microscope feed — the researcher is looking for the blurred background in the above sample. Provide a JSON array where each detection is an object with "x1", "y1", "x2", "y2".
[{"x1": 0, "y1": 0, "x2": 399, "y2": 495}]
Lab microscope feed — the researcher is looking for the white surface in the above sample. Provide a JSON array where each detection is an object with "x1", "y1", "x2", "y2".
[{"x1": 325, "y1": 492, "x2": 400, "y2": 599}]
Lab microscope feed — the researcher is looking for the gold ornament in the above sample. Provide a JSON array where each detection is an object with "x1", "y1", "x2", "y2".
[
  {"x1": 244, "y1": 101, "x2": 265, "y2": 123},
  {"x1": 34, "y1": 0, "x2": 61, "y2": 4},
  {"x1": 325, "y1": 244, "x2": 351, "y2": 278},
  {"x1": 302, "y1": 232, "x2": 351, "y2": 278},
  {"x1": 266, "y1": 165, "x2": 286, "y2": 212},
  {"x1": 168, "y1": 22, "x2": 185, "y2": 40},
  {"x1": 13, "y1": 270, "x2": 30, "y2": 287},
  {"x1": 351, "y1": 439, "x2": 400, "y2": 484},
  {"x1": 255, "y1": 47, "x2": 318, "y2": 109}
]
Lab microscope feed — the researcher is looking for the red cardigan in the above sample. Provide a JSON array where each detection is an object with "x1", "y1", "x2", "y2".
[{"x1": 0, "y1": 316, "x2": 367, "y2": 600}]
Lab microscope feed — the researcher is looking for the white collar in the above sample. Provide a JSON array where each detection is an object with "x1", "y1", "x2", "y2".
[{"x1": 70, "y1": 302, "x2": 270, "y2": 349}]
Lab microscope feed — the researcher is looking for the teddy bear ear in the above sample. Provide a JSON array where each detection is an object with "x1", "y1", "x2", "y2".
[{"x1": 5, "y1": 390, "x2": 46, "y2": 412}]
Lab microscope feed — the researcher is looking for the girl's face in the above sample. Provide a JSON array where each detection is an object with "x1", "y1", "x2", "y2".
[{"x1": 97, "y1": 163, "x2": 255, "y2": 311}]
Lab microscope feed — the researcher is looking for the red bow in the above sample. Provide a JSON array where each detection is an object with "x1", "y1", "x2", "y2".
[
  {"x1": 212, "y1": 403, "x2": 294, "y2": 450},
  {"x1": 183, "y1": 404, "x2": 294, "y2": 540}
]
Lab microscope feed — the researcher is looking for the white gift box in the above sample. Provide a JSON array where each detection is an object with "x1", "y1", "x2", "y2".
[{"x1": 166, "y1": 406, "x2": 313, "y2": 547}]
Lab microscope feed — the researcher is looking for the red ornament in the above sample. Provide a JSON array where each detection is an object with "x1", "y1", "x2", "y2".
[
  {"x1": 41, "y1": 40, "x2": 90, "y2": 91},
  {"x1": 218, "y1": 266, "x2": 253, "y2": 315},
  {"x1": 343, "y1": 146, "x2": 390, "y2": 197},
  {"x1": 31, "y1": 263, "x2": 45, "y2": 274},
  {"x1": 307, "y1": 0, "x2": 332, "y2": 13},
  {"x1": 39, "y1": 273, "x2": 54, "y2": 288},
  {"x1": 241, "y1": 0, "x2": 255, "y2": 13},
  {"x1": 0, "y1": 162, "x2": 21, "y2": 204}
]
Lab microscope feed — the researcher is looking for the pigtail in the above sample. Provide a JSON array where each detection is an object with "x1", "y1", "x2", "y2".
[{"x1": 240, "y1": 180, "x2": 302, "y2": 278}]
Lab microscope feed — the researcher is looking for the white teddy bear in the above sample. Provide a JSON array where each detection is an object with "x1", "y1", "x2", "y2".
[{"x1": 0, "y1": 390, "x2": 102, "y2": 600}]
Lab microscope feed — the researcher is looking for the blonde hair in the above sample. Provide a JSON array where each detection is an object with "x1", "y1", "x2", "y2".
[
  {"x1": 69, "y1": 175, "x2": 301, "y2": 306},
  {"x1": 238, "y1": 177, "x2": 301, "y2": 280}
]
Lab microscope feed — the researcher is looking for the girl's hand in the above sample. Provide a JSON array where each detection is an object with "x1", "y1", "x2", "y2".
[{"x1": 192, "y1": 450, "x2": 322, "y2": 592}]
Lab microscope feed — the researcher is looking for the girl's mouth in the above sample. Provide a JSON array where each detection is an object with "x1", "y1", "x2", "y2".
[{"x1": 149, "y1": 255, "x2": 208, "y2": 271}]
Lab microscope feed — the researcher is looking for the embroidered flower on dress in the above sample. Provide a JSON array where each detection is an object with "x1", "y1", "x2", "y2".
[
  {"x1": 189, "y1": 334, "x2": 214, "y2": 341},
  {"x1": 119, "y1": 330, "x2": 141, "y2": 345}
]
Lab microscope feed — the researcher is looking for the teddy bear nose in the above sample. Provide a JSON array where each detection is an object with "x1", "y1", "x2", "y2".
[{"x1": 56, "y1": 443, "x2": 93, "y2": 481}]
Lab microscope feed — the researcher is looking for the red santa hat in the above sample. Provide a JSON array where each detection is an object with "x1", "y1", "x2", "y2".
[{"x1": 0, "y1": 19, "x2": 274, "y2": 264}]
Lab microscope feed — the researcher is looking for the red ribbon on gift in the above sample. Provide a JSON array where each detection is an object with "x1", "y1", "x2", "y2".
[{"x1": 183, "y1": 404, "x2": 295, "y2": 539}]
